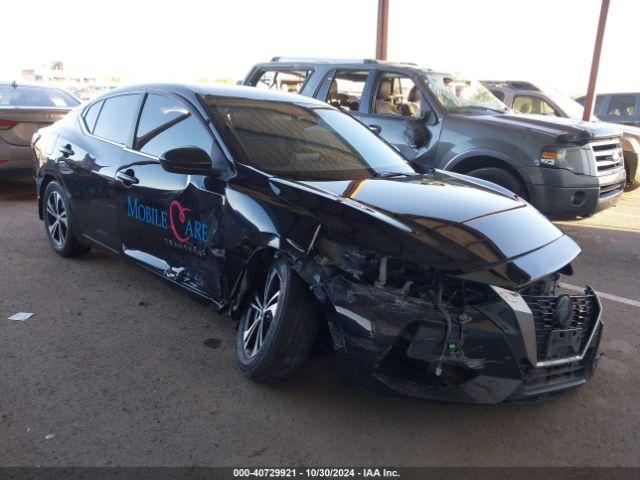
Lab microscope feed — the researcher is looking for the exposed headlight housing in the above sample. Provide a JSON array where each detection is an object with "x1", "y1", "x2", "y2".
[{"x1": 539, "y1": 145, "x2": 595, "y2": 175}]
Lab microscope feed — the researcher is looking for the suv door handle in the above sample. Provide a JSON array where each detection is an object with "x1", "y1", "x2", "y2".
[
  {"x1": 59, "y1": 144, "x2": 74, "y2": 157},
  {"x1": 115, "y1": 169, "x2": 139, "y2": 186}
]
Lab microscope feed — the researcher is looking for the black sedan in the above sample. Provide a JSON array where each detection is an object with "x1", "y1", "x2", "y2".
[{"x1": 32, "y1": 84, "x2": 603, "y2": 403}]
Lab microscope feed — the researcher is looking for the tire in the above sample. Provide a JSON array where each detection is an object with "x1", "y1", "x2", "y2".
[
  {"x1": 466, "y1": 167, "x2": 528, "y2": 199},
  {"x1": 236, "y1": 257, "x2": 321, "y2": 384},
  {"x1": 43, "y1": 181, "x2": 91, "y2": 257}
]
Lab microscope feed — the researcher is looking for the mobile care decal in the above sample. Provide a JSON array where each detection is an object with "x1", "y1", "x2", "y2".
[{"x1": 127, "y1": 195, "x2": 208, "y2": 257}]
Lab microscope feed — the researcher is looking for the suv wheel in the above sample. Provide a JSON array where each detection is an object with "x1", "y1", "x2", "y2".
[
  {"x1": 467, "y1": 167, "x2": 528, "y2": 200},
  {"x1": 236, "y1": 258, "x2": 321, "y2": 384},
  {"x1": 43, "y1": 181, "x2": 91, "y2": 257}
]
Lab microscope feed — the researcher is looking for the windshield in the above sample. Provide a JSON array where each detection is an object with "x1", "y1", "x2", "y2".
[
  {"x1": 422, "y1": 73, "x2": 507, "y2": 113},
  {"x1": 544, "y1": 88, "x2": 591, "y2": 120},
  {"x1": 204, "y1": 97, "x2": 415, "y2": 181},
  {"x1": 0, "y1": 86, "x2": 79, "y2": 107}
]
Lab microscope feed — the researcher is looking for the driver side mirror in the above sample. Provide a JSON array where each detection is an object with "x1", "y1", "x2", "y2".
[{"x1": 160, "y1": 147, "x2": 226, "y2": 176}]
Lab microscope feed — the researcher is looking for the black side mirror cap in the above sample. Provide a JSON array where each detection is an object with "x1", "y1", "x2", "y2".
[{"x1": 160, "y1": 146, "x2": 226, "y2": 176}]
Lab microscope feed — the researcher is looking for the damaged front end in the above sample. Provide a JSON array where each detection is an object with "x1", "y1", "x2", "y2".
[{"x1": 295, "y1": 237, "x2": 602, "y2": 404}]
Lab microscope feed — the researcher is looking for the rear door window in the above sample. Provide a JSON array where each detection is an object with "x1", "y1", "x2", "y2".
[
  {"x1": 253, "y1": 69, "x2": 309, "y2": 93},
  {"x1": 326, "y1": 70, "x2": 369, "y2": 112},
  {"x1": 134, "y1": 93, "x2": 213, "y2": 158},
  {"x1": 93, "y1": 94, "x2": 142, "y2": 144}
]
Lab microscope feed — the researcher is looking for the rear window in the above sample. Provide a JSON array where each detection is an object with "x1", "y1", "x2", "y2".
[
  {"x1": 0, "y1": 86, "x2": 79, "y2": 107},
  {"x1": 93, "y1": 94, "x2": 141, "y2": 144},
  {"x1": 83, "y1": 100, "x2": 103, "y2": 133}
]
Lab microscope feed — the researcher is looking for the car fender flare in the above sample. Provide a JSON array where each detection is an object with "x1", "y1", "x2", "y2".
[
  {"x1": 443, "y1": 149, "x2": 528, "y2": 177},
  {"x1": 442, "y1": 149, "x2": 533, "y2": 196}
]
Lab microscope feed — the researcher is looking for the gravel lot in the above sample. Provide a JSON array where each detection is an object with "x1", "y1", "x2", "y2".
[{"x1": 1, "y1": 177, "x2": 639, "y2": 467}]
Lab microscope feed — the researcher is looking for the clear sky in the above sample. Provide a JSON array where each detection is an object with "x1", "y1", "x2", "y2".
[{"x1": 3, "y1": 0, "x2": 639, "y2": 96}]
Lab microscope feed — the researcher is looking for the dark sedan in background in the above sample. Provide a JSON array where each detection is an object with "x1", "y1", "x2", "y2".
[
  {"x1": 32, "y1": 84, "x2": 602, "y2": 403},
  {"x1": 0, "y1": 82, "x2": 79, "y2": 176}
]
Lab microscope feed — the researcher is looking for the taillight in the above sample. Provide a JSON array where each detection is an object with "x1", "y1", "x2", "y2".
[{"x1": 0, "y1": 120, "x2": 17, "y2": 130}]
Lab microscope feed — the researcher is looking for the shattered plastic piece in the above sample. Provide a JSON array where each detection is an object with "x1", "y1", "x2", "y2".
[
  {"x1": 45, "y1": 433, "x2": 55, "y2": 440},
  {"x1": 8, "y1": 312, "x2": 34, "y2": 321}
]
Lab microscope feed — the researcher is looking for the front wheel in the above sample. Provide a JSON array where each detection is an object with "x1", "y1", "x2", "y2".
[
  {"x1": 236, "y1": 258, "x2": 321, "y2": 384},
  {"x1": 43, "y1": 181, "x2": 91, "y2": 257},
  {"x1": 466, "y1": 167, "x2": 528, "y2": 200}
]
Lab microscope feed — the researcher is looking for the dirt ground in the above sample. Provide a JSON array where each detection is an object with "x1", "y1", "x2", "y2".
[{"x1": 1, "y1": 177, "x2": 639, "y2": 467}]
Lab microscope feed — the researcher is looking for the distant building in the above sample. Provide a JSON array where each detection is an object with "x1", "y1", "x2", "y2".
[{"x1": 20, "y1": 61, "x2": 120, "y2": 101}]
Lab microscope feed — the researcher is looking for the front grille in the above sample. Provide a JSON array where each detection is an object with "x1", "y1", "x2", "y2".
[
  {"x1": 590, "y1": 138, "x2": 624, "y2": 176},
  {"x1": 520, "y1": 324, "x2": 602, "y2": 392},
  {"x1": 522, "y1": 293, "x2": 600, "y2": 363}
]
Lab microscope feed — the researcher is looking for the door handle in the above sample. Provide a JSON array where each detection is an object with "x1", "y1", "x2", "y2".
[
  {"x1": 59, "y1": 144, "x2": 74, "y2": 157},
  {"x1": 368, "y1": 124, "x2": 382, "y2": 135},
  {"x1": 115, "y1": 169, "x2": 139, "y2": 186}
]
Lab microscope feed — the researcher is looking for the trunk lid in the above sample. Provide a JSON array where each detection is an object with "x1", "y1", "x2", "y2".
[{"x1": 0, "y1": 107, "x2": 71, "y2": 146}]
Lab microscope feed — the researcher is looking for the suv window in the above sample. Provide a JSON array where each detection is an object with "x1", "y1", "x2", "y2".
[
  {"x1": 374, "y1": 72, "x2": 422, "y2": 118},
  {"x1": 135, "y1": 93, "x2": 213, "y2": 158},
  {"x1": 93, "y1": 94, "x2": 141, "y2": 144},
  {"x1": 83, "y1": 100, "x2": 103, "y2": 133},
  {"x1": 254, "y1": 69, "x2": 309, "y2": 93},
  {"x1": 606, "y1": 95, "x2": 637, "y2": 118},
  {"x1": 327, "y1": 70, "x2": 369, "y2": 112},
  {"x1": 513, "y1": 95, "x2": 557, "y2": 116}
]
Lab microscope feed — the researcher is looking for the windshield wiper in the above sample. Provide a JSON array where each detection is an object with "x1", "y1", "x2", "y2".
[{"x1": 371, "y1": 171, "x2": 417, "y2": 178}]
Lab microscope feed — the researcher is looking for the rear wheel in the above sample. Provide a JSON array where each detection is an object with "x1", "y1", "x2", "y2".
[
  {"x1": 466, "y1": 167, "x2": 528, "y2": 199},
  {"x1": 236, "y1": 258, "x2": 321, "y2": 384},
  {"x1": 43, "y1": 181, "x2": 90, "y2": 257}
]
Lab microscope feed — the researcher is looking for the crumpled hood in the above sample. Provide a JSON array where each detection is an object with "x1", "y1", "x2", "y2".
[
  {"x1": 269, "y1": 170, "x2": 580, "y2": 287},
  {"x1": 458, "y1": 112, "x2": 622, "y2": 144}
]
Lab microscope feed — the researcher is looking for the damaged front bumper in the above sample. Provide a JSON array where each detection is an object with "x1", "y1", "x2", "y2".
[{"x1": 310, "y1": 276, "x2": 602, "y2": 404}]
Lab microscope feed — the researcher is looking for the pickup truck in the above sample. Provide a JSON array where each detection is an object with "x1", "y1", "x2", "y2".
[{"x1": 243, "y1": 58, "x2": 627, "y2": 218}]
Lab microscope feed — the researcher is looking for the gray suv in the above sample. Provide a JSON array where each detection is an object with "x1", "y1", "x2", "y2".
[
  {"x1": 483, "y1": 80, "x2": 639, "y2": 189},
  {"x1": 243, "y1": 58, "x2": 627, "y2": 218}
]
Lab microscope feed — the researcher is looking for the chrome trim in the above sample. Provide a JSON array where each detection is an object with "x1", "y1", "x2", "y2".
[
  {"x1": 123, "y1": 147, "x2": 157, "y2": 160},
  {"x1": 535, "y1": 286, "x2": 602, "y2": 368},
  {"x1": 492, "y1": 286, "x2": 538, "y2": 366},
  {"x1": 589, "y1": 138, "x2": 620, "y2": 148}
]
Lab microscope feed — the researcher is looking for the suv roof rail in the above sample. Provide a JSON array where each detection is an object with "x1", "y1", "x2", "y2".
[
  {"x1": 482, "y1": 80, "x2": 541, "y2": 91},
  {"x1": 270, "y1": 56, "x2": 376, "y2": 64},
  {"x1": 269, "y1": 56, "x2": 419, "y2": 66}
]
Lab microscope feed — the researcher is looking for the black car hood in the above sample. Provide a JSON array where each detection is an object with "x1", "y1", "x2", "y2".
[
  {"x1": 461, "y1": 112, "x2": 622, "y2": 144},
  {"x1": 268, "y1": 170, "x2": 580, "y2": 288}
]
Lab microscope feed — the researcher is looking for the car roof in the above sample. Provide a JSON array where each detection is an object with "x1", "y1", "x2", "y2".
[
  {"x1": 481, "y1": 80, "x2": 541, "y2": 92},
  {"x1": 96, "y1": 83, "x2": 329, "y2": 107},
  {"x1": 251, "y1": 58, "x2": 442, "y2": 74}
]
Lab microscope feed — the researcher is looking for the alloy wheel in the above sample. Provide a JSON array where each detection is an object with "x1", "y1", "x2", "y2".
[
  {"x1": 242, "y1": 268, "x2": 281, "y2": 358},
  {"x1": 45, "y1": 190, "x2": 68, "y2": 247}
]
